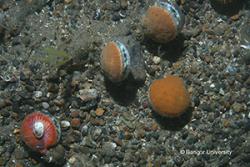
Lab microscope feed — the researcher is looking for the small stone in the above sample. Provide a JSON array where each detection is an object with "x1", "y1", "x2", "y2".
[
  {"x1": 152, "y1": 56, "x2": 161, "y2": 65},
  {"x1": 223, "y1": 119, "x2": 230, "y2": 128},
  {"x1": 95, "y1": 108, "x2": 105, "y2": 116},
  {"x1": 70, "y1": 110, "x2": 80, "y2": 118},
  {"x1": 61, "y1": 120, "x2": 70, "y2": 129},
  {"x1": 33, "y1": 91, "x2": 43, "y2": 98},
  {"x1": 120, "y1": 0, "x2": 128, "y2": 9},
  {"x1": 124, "y1": 131, "x2": 132, "y2": 140},
  {"x1": 78, "y1": 89, "x2": 98, "y2": 102},
  {"x1": 91, "y1": 128, "x2": 102, "y2": 141},
  {"x1": 71, "y1": 118, "x2": 81, "y2": 129},
  {"x1": 113, "y1": 138, "x2": 123, "y2": 146},
  {"x1": 81, "y1": 125, "x2": 89, "y2": 137},
  {"x1": 42, "y1": 102, "x2": 50, "y2": 109},
  {"x1": 54, "y1": 98, "x2": 65, "y2": 107},
  {"x1": 91, "y1": 118, "x2": 106, "y2": 126},
  {"x1": 232, "y1": 103, "x2": 244, "y2": 112},
  {"x1": 219, "y1": 88, "x2": 225, "y2": 95},
  {"x1": 102, "y1": 142, "x2": 117, "y2": 157},
  {"x1": 136, "y1": 129, "x2": 145, "y2": 139},
  {"x1": 210, "y1": 83, "x2": 215, "y2": 88},
  {"x1": 151, "y1": 122, "x2": 159, "y2": 131},
  {"x1": 13, "y1": 128, "x2": 20, "y2": 134},
  {"x1": 68, "y1": 156, "x2": 76, "y2": 164},
  {"x1": 190, "y1": 64, "x2": 198, "y2": 74}
]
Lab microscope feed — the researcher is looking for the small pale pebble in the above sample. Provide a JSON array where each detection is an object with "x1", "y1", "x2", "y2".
[
  {"x1": 78, "y1": 89, "x2": 98, "y2": 102},
  {"x1": 13, "y1": 128, "x2": 20, "y2": 134},
  {"x1": 33, "y1": 91, "x2": 43, "y2": 98},
  {"x1": 61, "y1": 120, "x2": 71, "y2": 129},
  {"x1": 68, "y1": 156, "x2": 76, "y2": 164},
  {"x1": 152, "y1": 56, "x2": 161, "y2": 65},
  {"x1": 219, "y1": 88, "x2": 225, "y2": 95},
  {"x1": 95, "y1": 108, "x2": 105, "y2": 116},
  {"x1": 210, "y1": 83, "x2": 215, "y2": 88},
  {"x1": 42, "y1": 102, "x2": 50, "y2": 109}
]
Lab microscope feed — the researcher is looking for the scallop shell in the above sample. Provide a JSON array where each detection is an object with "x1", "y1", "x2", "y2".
[
  {"x1": 100, "y1": 41, "x2": 131, "y2": 82},
  {"x1": 20, "y1": 111, "x2": 61, "y2": 154}
]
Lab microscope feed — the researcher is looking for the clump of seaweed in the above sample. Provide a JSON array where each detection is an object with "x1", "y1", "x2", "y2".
[
  {"x1": 33, "y1": 47, "x2": 72, "y2": 71},
  {"x1": 43, "y1": 47, "x2": 72, "y2": 67}
]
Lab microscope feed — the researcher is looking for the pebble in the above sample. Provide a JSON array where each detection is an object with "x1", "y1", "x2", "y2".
[
  {"x1": 61, "y1": 120, "x2": 71, "y2": 129},
  {"x1": 42, "y1": 102, "x2": 50, "y2": 109},
  {"x1": 232, "y1": 103, "x2": 244, "y2": 112},
  {"x1": 71, "y1": 118, "x2": 81, "y2": 129},
  {"x1": 78, "y1": 89, "x2": 98, "y2": 102},
  {"x1": 95, "y1": 108, "x2": 105, "y2": 116},
  {"x1": 152, "y1": 56, "x2": 161, "y2": 65},
  {"x1": 113, "y1": 138, "x2": 123, "y2": 146},
  {"x1": 81, "y1": 125, "x2": 89, "y2": 137},
  {"x1": 91, "y1": 118, "x2": 106, "y2": 126},
  {"x1": 68, "y1": 156, "x2": 76, "y2": 164},
  {"x1": 92, "y1": 128, "x2": 102, "y2": 141},
  {"x1": 70, "y1": 110, "x2": 80, "y2": 118},
  {"x1": 33, "y1": 91, "x2": 43, "y2": 98},
  {"x1": 102, "y1": 142, "x2": 117, "y2": 158},
  {"x1": 53, "y1": 98, "x2": 65, "y2": 107}
]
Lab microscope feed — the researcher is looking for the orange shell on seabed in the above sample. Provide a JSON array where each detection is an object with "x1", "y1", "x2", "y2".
[
  {"x1": 100, "y1": 41, "x2": 130, "y2": 82},
  {"x1": 20, "y1": 112, "x2": 60, "y2": 154},
  {"x1": 149, "y1": 75, "x2": 191, "y2": 117},
  {"x1": 143, "y1": 6, "x2": 177, "y2": 43}
]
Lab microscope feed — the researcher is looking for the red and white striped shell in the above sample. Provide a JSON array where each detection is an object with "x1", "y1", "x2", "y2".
[{"x1": 20, "y1": 111, "x2": 61, "y2": 154}]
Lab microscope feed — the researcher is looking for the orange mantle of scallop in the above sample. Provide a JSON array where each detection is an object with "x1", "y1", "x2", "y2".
[
  {"x1": 143, "y1": 6, "x2": 177, "y2": 43},
  {"x1": 149, "y1": 75, "x2": 191, "y2": 117}
]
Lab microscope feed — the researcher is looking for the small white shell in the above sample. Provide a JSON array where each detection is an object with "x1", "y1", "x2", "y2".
[{"x1": 33, "y1": 121, "x2": 44, "y2": 138}]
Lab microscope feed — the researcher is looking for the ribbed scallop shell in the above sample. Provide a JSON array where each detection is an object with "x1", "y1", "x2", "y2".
[
  {"x1": 100, "y1": 41, "x2": 130, "y2": 82},
  {"x1": 143, "y1": 1, "x2": 184, "y2": 43},
  {"x1": 20, "y1": 112, "x2": 61, "y2": 154}
]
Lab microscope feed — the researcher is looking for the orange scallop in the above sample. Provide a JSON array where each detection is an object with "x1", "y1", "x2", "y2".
[
  {"x1": 100, "y1": 41, "x2": 130, "y2": 82},
  {"x1": 142, "y1": 1, "x2": 184, "y2": 43},
  {"x1": 149, "y1": 75, "x2": 191, "y2": 117}
]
